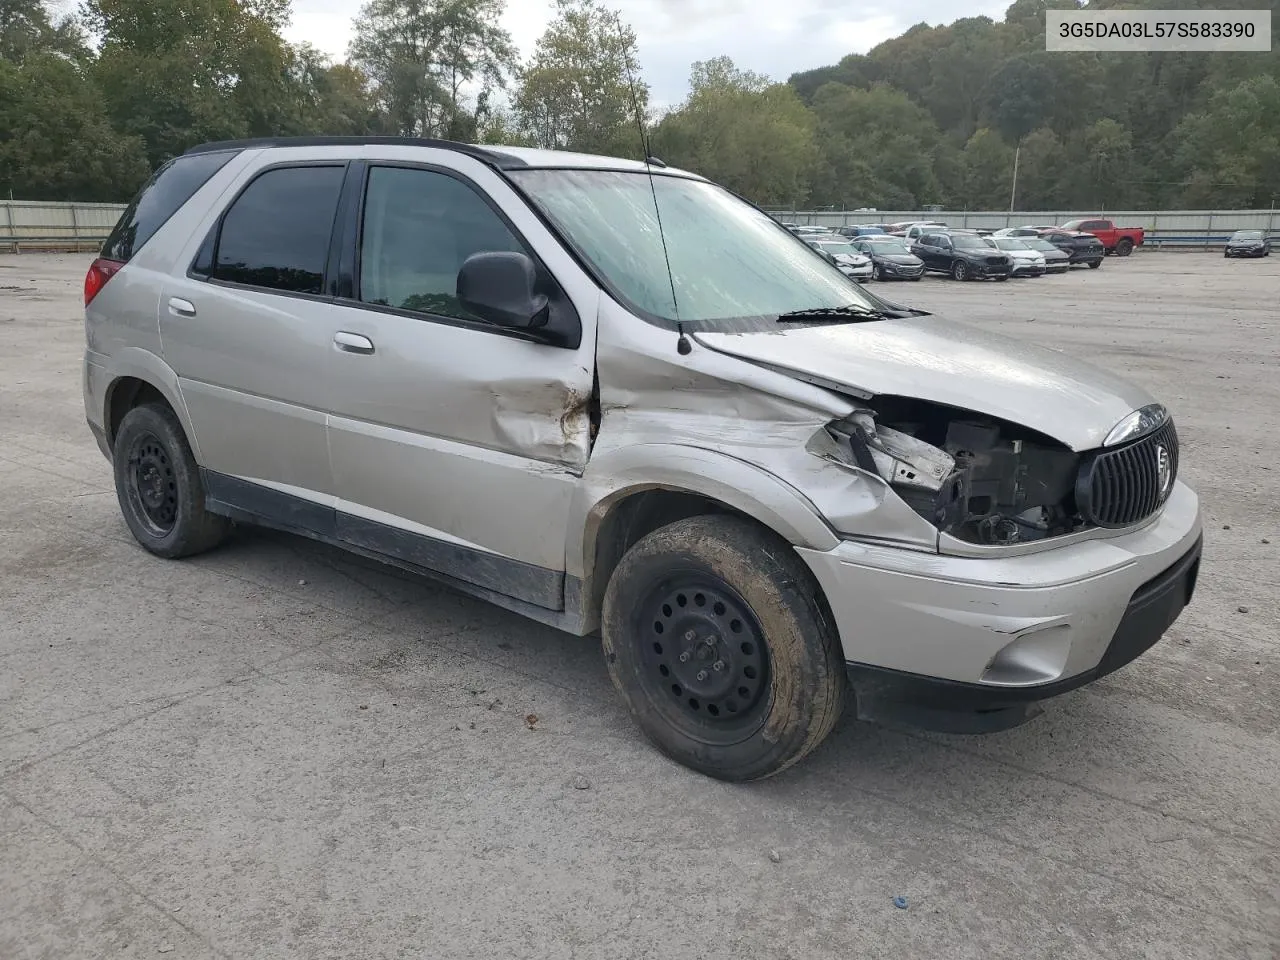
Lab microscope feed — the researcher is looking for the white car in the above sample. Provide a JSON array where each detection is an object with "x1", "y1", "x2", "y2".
[
  {"x1": 807, "y1": 239, "x2": 874, "y2": 280},
  {"x1": 991, "y1": 237, "x2": 1047, "y2": 276}
]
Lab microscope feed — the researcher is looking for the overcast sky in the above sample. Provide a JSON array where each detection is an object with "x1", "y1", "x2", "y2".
[{"x1": 284, "y1": 0, "x2": 1010, "y2": 106}]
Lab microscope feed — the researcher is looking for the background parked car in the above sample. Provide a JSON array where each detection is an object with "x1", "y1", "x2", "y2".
[
  {"x1": 1040, "y1": 230, "x2": 1106, "y2": 268},
  {"x1": 1060, "y1": 218, "x2": 1144, "y2": 256},
  {"x1": 850, "y1": 235, "x2": 924, "y2": 281},
  {"x1": 1224, "y1": 229, "x2": 1272, "y2": 258},
  {"x1": 805, "y1": 238, "x2": 874, "y2": 280},
  {"x1": 896, "y1": 222, "x2": 950, "y2": 243},
  {"x1": 1021, "y1": 237, "x2": 1072, "y2": 273},
  {"x1": 836, "y1": 225, "x2": 888, "y2": 238},
  {"x1": 992, "y1": 226, "x2": 1057, "y2": 238},
  {"x1": 912, "y1": 230, "x2": 1013, "y2": 280},
  {"x1": 990, "y1": 237, "x2": 1047, "y2": 276}
]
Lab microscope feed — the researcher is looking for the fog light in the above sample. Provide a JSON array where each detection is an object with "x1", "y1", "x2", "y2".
[{"x1": 980, "y1": 625, "x2": 1072, "y2": 686}]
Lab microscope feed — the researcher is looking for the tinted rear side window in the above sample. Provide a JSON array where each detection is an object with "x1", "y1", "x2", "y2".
[
  {"x1": 212, "y1": 165, "x2": 345, "y2": 294},
  {"x1": 102, "y1": 151, "x2": 236, "y2": 262}
]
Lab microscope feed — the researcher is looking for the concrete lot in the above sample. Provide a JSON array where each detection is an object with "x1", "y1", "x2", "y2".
[{"x1": 1, "y1": 253, "x2": 1277, "y2": 959}]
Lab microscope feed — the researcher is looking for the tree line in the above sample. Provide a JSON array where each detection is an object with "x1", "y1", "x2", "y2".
[{"x1": 2, "y1": 0, "x2": 1278, "y2": 209}]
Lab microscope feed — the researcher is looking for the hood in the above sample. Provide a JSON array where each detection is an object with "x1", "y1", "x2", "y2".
[
  {"x1": 834, "y1": 253, "x2": 869, "y2": 265},
  {"x1": 879, "y1": 253, "x2": 921, "y2": 264},
  {"x1": 692, "y1": 316, "x2": 1154, "y2": 452}
]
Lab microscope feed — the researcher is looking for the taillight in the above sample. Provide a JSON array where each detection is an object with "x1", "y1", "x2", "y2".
[{"x1": 84, "y1": 258, "x2": 124, "y2": 307}]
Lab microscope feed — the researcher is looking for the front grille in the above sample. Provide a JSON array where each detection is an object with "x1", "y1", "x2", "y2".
[
  {"x1": 1077, "y1": 421, "x2": 1179, "y2": 528},
  {"x1": 985, "y1": 257, "x2": 1006, "y2": 265}
]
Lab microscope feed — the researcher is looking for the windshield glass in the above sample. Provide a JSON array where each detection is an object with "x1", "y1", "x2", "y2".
[
  {"x1": 993, "y1": 238, "x2": 1030, "y2": 251},
  {"x1": 817, "y1": 241, "x2": 858, "y2": 255},
  {"x1": 1232, "y1": 230, "x2": 1263, "y2": 239},
  {"x1": 864, "y1": 238, "x2": 911, "y2": 254},
  {"x1": 953, "y1": 234, "x2": 995, "y2": 250},
  {"x1": 1026, "y1": 238, "x2": 1059, "y2": 252},
  {"x1": 511, "y1": 169, "x2": 875, "y2": 328}
]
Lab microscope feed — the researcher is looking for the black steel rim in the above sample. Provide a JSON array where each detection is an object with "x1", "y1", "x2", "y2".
[
  {"x1": 126, "y1": 432, "x2": 178, "y2": 537},
  {"x1": 631, "y1": 572, "x2": 771, "y2": 745}
]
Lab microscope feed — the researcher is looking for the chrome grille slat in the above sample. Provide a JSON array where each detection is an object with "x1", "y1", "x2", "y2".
[{"x1": 1078, "y1": 421, "x2": 1179, "y2": 529}]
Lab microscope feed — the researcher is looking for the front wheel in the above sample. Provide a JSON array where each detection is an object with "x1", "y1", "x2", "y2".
[
  {"x1": 113, "y1": 403, "x2": 230, "y2": 558},
  {"x1": 1088, "y1": 260, "x2": 1102, "y2": 269},
  {"x1": 602, "y1": 515, "x2": 846, "y2": 782},
  {"x1": 994, "y1": 275, "x2": 1009, "y2": 282},
  {"x1": 873, "y1": 264, "x2": 885, "y2": 281},
  {"x1": 951, "y1": 259, "x2": 969, "y2": 281}
]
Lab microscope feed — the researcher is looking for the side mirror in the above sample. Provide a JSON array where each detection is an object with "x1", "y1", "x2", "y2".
[{"x1": 457, "y1": 252, "x2": 549, "y2": 331}]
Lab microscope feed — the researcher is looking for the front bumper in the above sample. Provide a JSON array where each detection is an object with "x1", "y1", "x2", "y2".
[
  {"x1": 797, "y1": 480, "x2": 1202, "y2": 703},
  {"x1": 1010, "y1": 261, "x2": 1046, "y2": 276},
  {"x1": 877, "y1": 262, "x2": 925, "y2": 279},
  {"x1": 840, "y1": 265, "x2": 874, "y2": 280}
]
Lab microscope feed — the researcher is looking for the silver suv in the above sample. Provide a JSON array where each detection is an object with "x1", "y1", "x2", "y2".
[{"x1": 83, "y1": 138, "x2": 1203, "y2": 780}]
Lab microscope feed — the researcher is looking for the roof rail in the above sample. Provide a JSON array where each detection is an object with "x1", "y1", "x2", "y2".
[{"x1": 182, "y1": 136, "x2": 529, "y2": 168}]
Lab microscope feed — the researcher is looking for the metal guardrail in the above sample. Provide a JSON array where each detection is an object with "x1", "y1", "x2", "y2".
[{"x1": 0, "y1": 200, "x2": 126, "y2": 252}]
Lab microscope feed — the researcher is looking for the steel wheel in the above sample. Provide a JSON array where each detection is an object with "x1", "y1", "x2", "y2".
[
  {"x1": 633, "y1": 574, "x2": 771, "y2": 745},
  {"x1": 124, "y1": 432, "x2": 178, "y2": 538}
]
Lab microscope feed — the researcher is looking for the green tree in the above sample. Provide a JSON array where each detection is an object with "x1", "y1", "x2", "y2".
[
  {"x1": 808, "y1": 82, "x2": 946, "y2": 208},
  {"x1": 83, "y1": 0, "x2": 295, "y2": 165},
  {"x1": 348, "y1": 0, "x2": 516, "y2": 139},
  {"x1": 0, "y1": 50, "x2": 148, "y2": 200},
  {"x1": 653, "y1": 57, "x2": 816, "y2": 206},
  {"x1": 2, "y1": 0, "x2": 87, "y2": 63},
  {"x1": 1170, "y1": 75, "x2": 1280, "y2": 208},
  {"x1": 513, "y1": 0, "x2": 645, "y2": 156},
  {"x1": 960, "y1": 127, "x2": 1014, "y2": 209}
]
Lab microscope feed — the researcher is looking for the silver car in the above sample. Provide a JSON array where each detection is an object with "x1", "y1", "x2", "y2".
[{"x1": 83, "y1": 139, "x2": 1203, "y2": 781}]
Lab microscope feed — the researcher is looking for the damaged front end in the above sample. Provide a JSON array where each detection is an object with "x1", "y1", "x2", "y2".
[{"x1": 824, "y1": 398, "x2": 1085, "y2": 547}]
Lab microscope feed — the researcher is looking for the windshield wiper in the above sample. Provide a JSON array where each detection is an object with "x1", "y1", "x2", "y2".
[{"x1": 776, "y1": 305, "x2": 890, "y2": 323}]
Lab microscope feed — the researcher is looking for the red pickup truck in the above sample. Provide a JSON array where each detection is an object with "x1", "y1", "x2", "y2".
[{"x1": 1060, "y1": 218, "x2": 1144, "y2": 257}]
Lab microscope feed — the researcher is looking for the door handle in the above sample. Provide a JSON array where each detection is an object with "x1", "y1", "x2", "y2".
[
  {"x1": 334, "y1": 331, "x2": 375, "y2": 355},
  {"x1": 167, "y1": 297, "x2": 196, "y2": 317}
]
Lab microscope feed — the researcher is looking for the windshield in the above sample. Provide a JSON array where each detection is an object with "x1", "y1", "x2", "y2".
[
  {"x1": 817, "y1": 241, "x2": 858, "y2": 255},
  {"x1": 510, "y1": 169, "x2": 875, "y2": 328},
  {"x1": 1232, "y1": 230, "x2": 1263, "y2": 239},
  {"x1": 864, "y1": 239, "x2": 911, "y2": 254},
  {"x1": 1025, "y1": 239, "x2": 1059, "y2": 252},
  {"x1": 953, "y1": 234, "x2": 996, "y2": 250},
  {"x1": 993, "y1": 238, "x2": 1030, "y2": 251}
]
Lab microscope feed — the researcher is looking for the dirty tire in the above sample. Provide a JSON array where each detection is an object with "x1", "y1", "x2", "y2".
[
  {"x1": 1115, "y1": 239, "x2": 1134, "y2": 257},
  {"x1": 113, "y1": 402, "x2": 230, "y2": 559},
  {"x1": 602, "y1": 515, "x2": 846, "y2": 782},
  {"x1": 951, "y1": 259, "x2": 968, "y2": 281}
]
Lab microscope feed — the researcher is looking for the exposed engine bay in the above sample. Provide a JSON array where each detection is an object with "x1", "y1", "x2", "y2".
[{"x1": 828, "y1": 397, "x2": 1087, "y2": 545}]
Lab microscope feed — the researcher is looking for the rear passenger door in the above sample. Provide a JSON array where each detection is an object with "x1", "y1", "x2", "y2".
[
  {"x1": 161, "y1": 162, "x2": 348, "y2": 523},
  {"x1": 322, "y1": 159, "x2": 598, "y2": 610}
]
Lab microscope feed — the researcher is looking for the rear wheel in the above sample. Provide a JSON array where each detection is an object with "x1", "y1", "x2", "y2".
[
  {"x1": 994, "y1": 275, "x2": 1009, "y2": 282},
  {"x1": 602, "y1": 515, "x2": 846, "y2": 781},
  {"x1": 1115, "y1": 238, "x2": 1134, "y2": 257},
  {"x1": 113, "y1": 403, "x2": 230, "y2": 558},
  {"x1": 951, "y1": 259, "x2": 969, "y2": 281}
]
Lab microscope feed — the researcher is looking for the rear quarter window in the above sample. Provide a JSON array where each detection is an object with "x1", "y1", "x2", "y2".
[{"x1": 102, "y1": 151, "x2": 237, "y2": 262}]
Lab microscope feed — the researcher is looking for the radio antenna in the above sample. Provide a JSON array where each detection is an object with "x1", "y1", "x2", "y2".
[{"x1": 617, "y1": 16, "x2": 689, "y2": 355}]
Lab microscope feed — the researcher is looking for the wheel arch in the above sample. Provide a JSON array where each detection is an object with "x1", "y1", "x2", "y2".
[
  {"x1": 569, "y1": 445, "x2": 841, "y2": 635},
  {"x1": 102, "y1": 349, "x2": 200, "y2": 461}
]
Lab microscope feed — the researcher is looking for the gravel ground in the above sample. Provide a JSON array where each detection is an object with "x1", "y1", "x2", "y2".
[{"x1": 2, "y1": 253, "x2": 1277, "y2": 960}]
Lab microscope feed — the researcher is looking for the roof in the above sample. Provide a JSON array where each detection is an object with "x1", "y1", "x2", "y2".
[{"x1": 182, "y1": 137, "x2": 699, "y2": 177}]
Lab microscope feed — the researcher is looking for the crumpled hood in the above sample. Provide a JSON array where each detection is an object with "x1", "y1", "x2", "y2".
[{"x1": 692, "y1": 316, "x2": 1155, "y2": 451}]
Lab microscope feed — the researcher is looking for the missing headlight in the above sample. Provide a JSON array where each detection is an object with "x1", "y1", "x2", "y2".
[{"x1": 828, "y1": 400, "x2": 1088, "y2": 545}]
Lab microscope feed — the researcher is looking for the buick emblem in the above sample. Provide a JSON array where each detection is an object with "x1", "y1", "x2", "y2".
[{"x1": 1156, "y1": 445, "x2": 1173, "y2": 498}]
